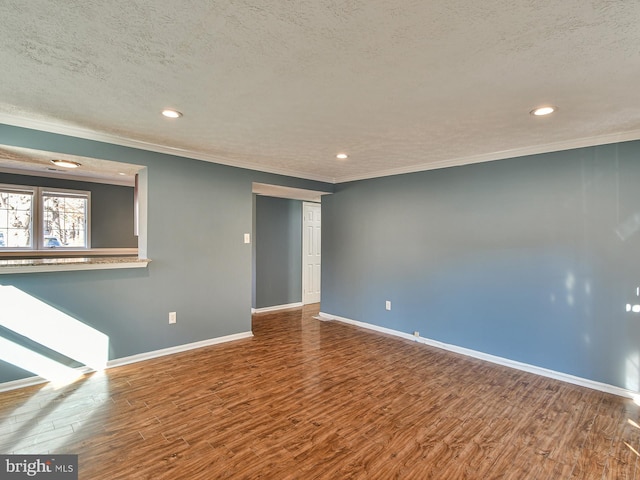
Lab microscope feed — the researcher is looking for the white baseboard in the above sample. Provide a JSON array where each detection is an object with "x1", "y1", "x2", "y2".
[
  {"x1": 106, "y1": 331, "x2": 253, "y2": 368},
  {"x1": 318, "y1": 312, "x2": 639, "y2": 400},
  {"x1": 252, "y1": 302, "x2": 303, "y2": 314},
  {"x1": 0, "y1": 331, "x2": 253, "y2": 393}
]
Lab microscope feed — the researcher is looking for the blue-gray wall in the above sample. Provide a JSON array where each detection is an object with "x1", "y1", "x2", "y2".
[
  {"x1": 0, "y1": 172, "x2": 137, "y2": 248},
  {"x1": 322, "y1": 142, "x2": 640, "y2": 391},
  {"x1": 0, "y1": 124, "x2": 332, "y2": 383},
  {"x1": 4, "y1": 120, "x2": 640, "y2": 393},
  {"x1": 255, "y1": 196, "x2": 302, "y2": 309}
]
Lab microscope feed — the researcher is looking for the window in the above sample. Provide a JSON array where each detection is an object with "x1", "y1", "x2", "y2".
[
  {"x1": 41, "y1": 188, "x2": 90, "y2": 248},
  {"x1": 0, "y1": 186, "x2": 34, "y2": 248},
  {"x1": 0, "y1": 184, "x2": 90, "y2": 250}
]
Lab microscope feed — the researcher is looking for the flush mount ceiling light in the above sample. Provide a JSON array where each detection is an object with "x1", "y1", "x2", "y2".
[
  {"x1": 530, "y1": 105, "x2": 557, "y2": 116},
  {"x1": 162, "y1": 109, "x2": 183, "y2": 118},
  {"x1": 50, "y1": 159, "x2": 81, "y2": 169},
  {"x1": 336, "y1": 153, "x2": 348, "y2": 159}
]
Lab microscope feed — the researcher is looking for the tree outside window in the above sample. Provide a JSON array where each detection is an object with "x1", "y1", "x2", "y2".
[
  {"x1": 42, "y1": 191, "x2": 89, "y2": 248},
  {"x1": 0, "y1": 189, "x2": 34, "y2": 248}
]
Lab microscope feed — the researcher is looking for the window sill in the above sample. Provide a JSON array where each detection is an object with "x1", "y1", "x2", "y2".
[
  {"x1": 0, "y1": 256, "x2": 150, "y2": 274},
  {"x1": 0, "y1": 248, "x2": 138, "y2": 258}
]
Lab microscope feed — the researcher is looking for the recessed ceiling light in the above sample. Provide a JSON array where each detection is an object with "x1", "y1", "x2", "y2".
[
  {"x1": 530, "y1": 106, "x2": 557, "y2": 116},
  {"x1": 336, "y1": 153, "x2": 348, "y2": 159},
  {"x1": 50, "y1": 159, "x2": 81, "y2": 169},
  {"x1": 162, "y1": 109, "x2": 183, "y2": 118}
]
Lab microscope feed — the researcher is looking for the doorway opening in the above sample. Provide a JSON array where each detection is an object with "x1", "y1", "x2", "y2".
[{"x1": 251, "y1": 183, "x2": 329, "y2": 314}]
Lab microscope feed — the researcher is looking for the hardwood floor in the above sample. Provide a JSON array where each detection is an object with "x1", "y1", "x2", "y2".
[{"x1": 0, "y1": 304, "x2": 638, "y2": 479}]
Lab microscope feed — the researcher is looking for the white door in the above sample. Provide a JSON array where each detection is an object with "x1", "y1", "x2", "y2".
[{"x1": 303, "y1": 202, "x2": 321, "y2": 304}]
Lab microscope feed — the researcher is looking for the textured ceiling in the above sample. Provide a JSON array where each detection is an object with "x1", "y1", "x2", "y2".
[{"x1": 1, "y1": 1, "x2": 640, "y2": 184}]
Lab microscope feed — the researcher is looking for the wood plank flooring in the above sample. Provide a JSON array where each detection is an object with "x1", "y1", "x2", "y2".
[{"x1": 0, "y1": 304, "x2": 639, "y2": 478}]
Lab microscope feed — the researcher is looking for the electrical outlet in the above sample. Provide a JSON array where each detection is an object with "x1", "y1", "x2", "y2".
[
  {"x1": 169, "y1": 312, "x2": 177, "y2": 324},
  {"x1": 385, "y1": 300, "x2": 391, "y2": 311},
  {"x1": 413, "y1": 331, "x2": 420, "y2": 337}
]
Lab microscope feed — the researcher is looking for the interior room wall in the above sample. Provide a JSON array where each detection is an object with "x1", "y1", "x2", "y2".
[
  {"x1": 254, "y1": 196, "x2": 302, "y2": 309},
  {"x1": 322, "y1": 141, "x2": 640, "y2": 391},
  {"x1": 0, "y1": 124, "x2": 332, "y2": 384}
]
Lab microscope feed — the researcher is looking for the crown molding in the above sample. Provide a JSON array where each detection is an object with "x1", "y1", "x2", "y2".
[
  {"x1": 3, "y1": 113, "x2": 640, "y2": 186},
  {"x1": 334, "y1": 129, "x2": 640, "y2": 184},
  {"x1": 0, "y1": 113, "x2": 336, "y2": 184}
]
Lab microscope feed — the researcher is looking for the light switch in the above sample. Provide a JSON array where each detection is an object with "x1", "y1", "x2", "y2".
[{"x1": 244, "y1": 233, "x2": 251, "y2": 244}]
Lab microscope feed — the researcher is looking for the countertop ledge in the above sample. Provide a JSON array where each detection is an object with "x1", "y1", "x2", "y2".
[{"x1": 0, "y1": 256, "x2": 151, "y2": 274}]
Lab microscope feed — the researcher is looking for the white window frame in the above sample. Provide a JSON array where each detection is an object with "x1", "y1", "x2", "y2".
[
  {"x1": 0, "y1": 183, "x2": 91, "y2": 251},
  {"x1": 0, "y1": 184, "x2": 36, "y2": 250}
]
